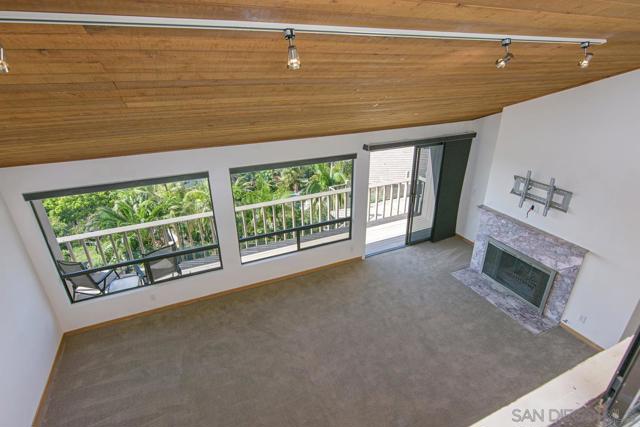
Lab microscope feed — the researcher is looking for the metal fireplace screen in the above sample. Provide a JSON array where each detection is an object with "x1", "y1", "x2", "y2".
[{"x1": 481, "y1": 238, "x2": 556, "y2": 313}]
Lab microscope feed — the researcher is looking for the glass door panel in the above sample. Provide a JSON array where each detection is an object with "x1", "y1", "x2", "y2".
[{"x1": 406, "y1": 144, "x2": 443, "y2": 245}]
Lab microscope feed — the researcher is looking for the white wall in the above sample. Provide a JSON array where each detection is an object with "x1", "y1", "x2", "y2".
[
  {"x1": 0, "y1": 194, "x2": 61, "y2": 427},
  {"x1": 457, "y1": 113, "x2": 502, "y2": 241},
  {"x1": 482, "y1": 69, "x2": 640, "y2": 348},
  {"x1": 0, "y1": 121, "x2": 477, "y2": 332}
]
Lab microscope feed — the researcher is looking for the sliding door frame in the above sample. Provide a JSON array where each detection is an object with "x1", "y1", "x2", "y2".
[
  {"x1": 405, "y1": 142, "x2": 445, "y2": 246},
  {"x1": 364, "y1": 132, "x2": 476, "y2": 248}
]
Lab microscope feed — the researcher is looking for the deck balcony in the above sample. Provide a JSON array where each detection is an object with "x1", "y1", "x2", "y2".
[{"x1": 56, "y1": 180, "x2": 418, "y2": 300}]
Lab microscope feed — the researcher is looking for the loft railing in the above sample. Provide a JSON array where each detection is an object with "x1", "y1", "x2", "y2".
[{"x1": 56, "y1": 179, "x2": 422, "y2": 266}]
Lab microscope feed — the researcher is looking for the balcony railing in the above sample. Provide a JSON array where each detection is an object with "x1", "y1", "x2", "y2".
[
  {"x1": 234, "y1": 188, "x2": 352, "y2": 249},
  {"x1": 57, "y1": 212, "x2": 218, "y2": 268},
  {"x1": 55, "y1": 212, "x2": 221, "y2": 302},
  {"x1": 56, "y1": 179, "x2": 423, "y2": 266},
  {"x1": 367, "y1": 177, "x2": 426, "y2": 224},
  {"x1": 367, "y1": 180, "x2": 410, "y2": 223}
]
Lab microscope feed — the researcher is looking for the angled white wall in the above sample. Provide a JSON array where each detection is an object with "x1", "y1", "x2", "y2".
[
  {"x1": 457, "y1": 113, "x2": 502, "y2": 240},
  {"x1": 482, "y1": 69, "x2": 640, "y2": 348},
  {"x1": 0, "y1": 194, "x2": 61, "y2": 427}
]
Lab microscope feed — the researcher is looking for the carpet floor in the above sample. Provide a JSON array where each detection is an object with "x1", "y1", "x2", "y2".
[{"x1": 39, "y1": 237, "x2": 596, "y2": 427}]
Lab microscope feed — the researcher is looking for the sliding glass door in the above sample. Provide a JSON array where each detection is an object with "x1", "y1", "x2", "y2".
[{"x1": 406, "y1": 144, "x2": 444, "y2": 245}]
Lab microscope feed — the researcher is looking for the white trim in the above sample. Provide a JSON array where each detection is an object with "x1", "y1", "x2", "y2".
[{"x1": 0, "y1": 11, "x2": 607, "y2": 45}]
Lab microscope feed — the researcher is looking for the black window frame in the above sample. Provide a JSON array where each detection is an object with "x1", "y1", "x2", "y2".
[
  {"x1": 229, "y1": 154, "x2": 357, "y2": 264},
  {"x1": 25, "y1": 172, "x2": 223, "y2": 304}
]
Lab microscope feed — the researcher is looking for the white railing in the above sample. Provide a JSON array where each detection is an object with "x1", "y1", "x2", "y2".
[
  {"x1": 234, "y1": 188, "x2": 351, "y2": 247},
  {"x1": 57, "y1": 179, "x2": 418, "y2": 266},
  {"x1": 367, "y1": 180, "x2": 411, "y2": 223},
  {"x1": 57, "y1": 212, "x2": 217, "y2": 268},
  {"x1": 366, "y1": 176, "x2": 428, "y2": 223}
]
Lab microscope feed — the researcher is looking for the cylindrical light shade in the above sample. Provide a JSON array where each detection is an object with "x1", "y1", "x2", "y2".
[
  {"x1": 578, "y1": 52, "x2": 593, "y2": 68},
  {"x1": 0, "y1": 47, "x2": 8, "y2": 73},
  {"x1": 288, "y1": 45, "x2": 301, "y2": 70},
  {"x1": 495, "y1": 52, "x2": 514, "y2": 69}
]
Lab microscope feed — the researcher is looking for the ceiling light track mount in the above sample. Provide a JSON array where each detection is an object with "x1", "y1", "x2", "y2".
[
  {"x1": 0, "y1": 11, "x2": 607, "y2": 46},
  {"x1": 496, "y1": 38, "x2": 514, "y2": 69},
  {"x1": 579, "y1": 41, "x2": 594, "y2": 68}
]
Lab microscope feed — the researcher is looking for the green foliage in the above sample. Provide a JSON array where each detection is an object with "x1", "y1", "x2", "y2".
[
  {"x1": 90, "y1": 183, "x2": 211, "y2": 231},
  {"x1": 302, "y1": 162, "x2": 350, "y2": 195},
  {"x1": 43, "y1": 192, "x2": 119, "y2": 236},
  {"x1": 230, "y1": 160, "x2": 353, "y2": 238},
  {"x1": 44, "y1": 180, "x2": 213, "y2": 237},
  {"x1": 231, "y1": 171, "x2": 292, "y2": 206},
  {"x1": 231, "y1": 160, "x2": 352, "y2": 206},
  {"x1": 44, "y1": 160, "x2": 352, "y2": 240}
]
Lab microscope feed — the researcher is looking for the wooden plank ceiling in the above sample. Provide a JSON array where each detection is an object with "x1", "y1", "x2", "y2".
[{"x1": 0, "y1": 1, "x2": 639, "y2": 167}]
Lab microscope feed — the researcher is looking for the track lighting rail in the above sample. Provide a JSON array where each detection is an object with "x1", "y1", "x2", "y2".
[{"x1": 0, "y1": 11, "x2": 607, "y2": 46}]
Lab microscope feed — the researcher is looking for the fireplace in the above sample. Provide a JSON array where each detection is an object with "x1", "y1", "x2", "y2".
[
  {"x1": 481, "y1": 238, "x2": 556, "y2": 314},
  {"x1": 452, "y1": 205, "x2": 588, "y2": 334}
]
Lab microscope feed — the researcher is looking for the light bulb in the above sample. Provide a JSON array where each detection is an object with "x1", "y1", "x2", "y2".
[
  {"x1": 578, "y1": 52, "x2": 593, "y2": 68},
  {"x1": 496, "y1": 52, "x2": 514, "y2": 69},
  {"x1": 288, "y1": 45, "x2": 301, "y2": 70},
  {"x1": 0, "y1": 47, "x2": 8, "y2": 74},
  {"x1": 284, "y1": 28, "x2": 300, "y2": 71},
  {"x1": 495, "y1": 39, "x2": 513, "y2": 69}
]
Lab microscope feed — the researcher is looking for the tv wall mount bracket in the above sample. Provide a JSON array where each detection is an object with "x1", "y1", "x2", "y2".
[{"x1": 511, "y1": 170, "x2": 573, "y2": 216}]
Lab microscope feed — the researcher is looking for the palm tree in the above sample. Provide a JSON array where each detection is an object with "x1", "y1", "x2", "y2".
[
  {"x1": 85, "y1": 182, "x2": 213, "y2": 257},
  {"x1": 279, "y1": 167, "x2": 302, "y2": 193},
  {"x1": 302, "y1": 161, "x2": 349, "y2": 194}
]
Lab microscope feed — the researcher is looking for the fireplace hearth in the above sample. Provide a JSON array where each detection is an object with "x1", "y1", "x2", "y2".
[{"x1": 453, "y1": 205, "x2": 587, "y2": 334}]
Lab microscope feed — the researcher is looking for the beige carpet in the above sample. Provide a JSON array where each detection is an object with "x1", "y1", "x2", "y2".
[{"x1": 39, "y1": 237, "x2": 595, "y2": 427}]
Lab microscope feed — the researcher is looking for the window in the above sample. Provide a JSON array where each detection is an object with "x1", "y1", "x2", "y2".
[
  {"x1": 230, "y1": 155, "x2": 356, "y2": 263},
  {"x1": 25, "y1": 173, "x2": 222, "y2": 303}
]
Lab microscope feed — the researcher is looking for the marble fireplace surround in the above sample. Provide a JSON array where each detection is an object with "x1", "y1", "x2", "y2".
[{"x1": 453, "y1": 205, "x2": 588, "y2": 334}]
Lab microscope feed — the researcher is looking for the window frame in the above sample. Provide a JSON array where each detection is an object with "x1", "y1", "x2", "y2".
[
  {"x1": 25, "y1": 172, "x2": 223, "y2": 304},
  {"x1": 229, "y1": 154, "x2": 357, "y2": 264}
]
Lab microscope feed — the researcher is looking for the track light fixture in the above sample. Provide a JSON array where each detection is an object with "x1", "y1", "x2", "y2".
[
  {"x1": 578, "y1": 41, "x2": 594, "y2": 68},
  {"x1": 0, "y1": 12, "x2": 607, "y2": 73},
  {"x1": 0, "y1": 45, "x2": 8, "y2": 74},
  {"x1": 284, "y1": 28, "x2": 300, "y2": 70},
  {"x1": 495, "y1": 38, "x2": 513, "y2": 69}
]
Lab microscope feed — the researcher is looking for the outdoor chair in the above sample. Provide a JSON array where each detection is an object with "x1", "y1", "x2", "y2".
[
  {"x1": 56, "y1": 260, "x2": 119, "y2": 301},
  {"x1": 142, "y1": 245, "x2": 182, "y2": 284}
]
